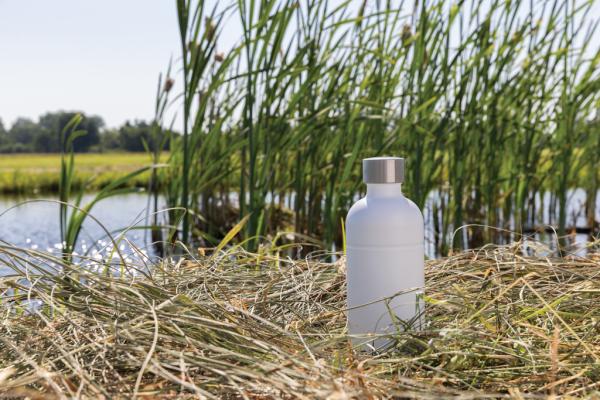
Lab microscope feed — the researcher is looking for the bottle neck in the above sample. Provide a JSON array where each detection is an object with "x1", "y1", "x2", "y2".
[{"x1": 366, "y1": 183, "x2": 403, "y2": 199}]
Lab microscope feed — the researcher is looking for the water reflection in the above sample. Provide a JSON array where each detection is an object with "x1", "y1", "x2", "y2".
[
  {"x1": 0, "y1": 189, "x2": 598, "y2": 266},
  {"x1": 0, "y1": 193, "x2": 162, "y2": 275}
]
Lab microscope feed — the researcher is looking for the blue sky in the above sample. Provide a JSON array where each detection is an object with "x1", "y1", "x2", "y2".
[
  {"x1": 0, "y1": 0, "x2": 181, "y2": 128},
  {"x1": 1, "y1": 1, "x2": 599, "y2": 129}
]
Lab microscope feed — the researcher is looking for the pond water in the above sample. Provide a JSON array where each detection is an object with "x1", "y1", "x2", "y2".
[
  {"x1": 0, "y1": 192, "x2": 162, "y2": 275},
  {"x1": 0, "y1": 189, "x2": 597, "y2": 270},
  {"x1": 0, "y1": 192, "x2": 159, "y2": 250},
  {"x1": 421, "y1": 188, "x2": 599, "y2": 257}
]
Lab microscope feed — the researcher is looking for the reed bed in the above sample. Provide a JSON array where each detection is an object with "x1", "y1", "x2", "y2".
[
  {"x1": 155, "y1": 0, "x2": 600, "y2": 256},
  {"x1": 1, "y1": 240, "x2": 599, "y2": 398}
]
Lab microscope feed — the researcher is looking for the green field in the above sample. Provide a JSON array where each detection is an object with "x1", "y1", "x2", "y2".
[{"x1": 0, "y1": 153, "x2": 161, "y2": 194}]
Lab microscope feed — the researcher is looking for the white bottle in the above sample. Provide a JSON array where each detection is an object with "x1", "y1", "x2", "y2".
[{"x1": 345, "y1": 157, "x2": 424, "y2": 349}]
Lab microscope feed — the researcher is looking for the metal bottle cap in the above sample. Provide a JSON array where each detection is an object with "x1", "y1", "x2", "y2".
[{"x1": 362, "y1": 157, "x2": 404, "y2": 183}]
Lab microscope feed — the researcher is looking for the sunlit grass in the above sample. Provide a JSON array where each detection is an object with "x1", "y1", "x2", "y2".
[{"x1": 0, "y1": 153, "x2": 166, "y2": 194}]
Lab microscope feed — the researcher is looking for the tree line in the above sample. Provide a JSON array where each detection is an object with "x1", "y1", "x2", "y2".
[{"x1": 0, "y1": 111, "x2": 169, "y2": 153}]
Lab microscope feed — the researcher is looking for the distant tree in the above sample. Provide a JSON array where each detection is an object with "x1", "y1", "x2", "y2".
[
  {"x1": 119, "y1": 121, "x2": 150, "y2": 151},
  {"x1": 0, "y1": 118, "x2": 6, "y2": 141},
  {"x1": 38, "y1": 112, "x2": 104, "y2": 152},
  {"x1": 100, "y1": 128, "x2": 121, "y2": 151},
  {"x1": 0, "y1": 113, "x2": 167, "y2": 153},
  {"x1": 0, "y1": 118, "x2": 10, "y2": 152},
  {"x1": 9, "y1": 118, "x2": 41, "y2": 149},
  {"x1": 118, "y1": 120, "x2": 168, "y2": 152}
]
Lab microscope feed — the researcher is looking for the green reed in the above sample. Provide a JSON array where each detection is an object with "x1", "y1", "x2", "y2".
[
  {"x1": 58, "y1": 115, "x2": 153, "y2": 262},
  {"x1": 166, "y1": 0, "x2": 600, "y2": 255}
]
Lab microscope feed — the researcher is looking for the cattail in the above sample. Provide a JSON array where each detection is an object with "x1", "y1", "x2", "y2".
[
  {"x1": 164, "y1": 78, "x2": 175, "y2": 93},
  {"x1": 402, "y1": 24, "x2": 412, "y2": 47},
  {"x1": 511, "y1": 31, "x2": 523, "y2": 45},
  {"x1": 204, "y1": 17, "x2": 216, "y2": 42},
  {"x1": 356, "y1": 0, "x2": 366, "y2": 27}
]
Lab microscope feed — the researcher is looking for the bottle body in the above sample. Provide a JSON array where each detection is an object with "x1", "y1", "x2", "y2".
[{"x1": 345, "y1": 183, "x2": 424, "y2": 349}]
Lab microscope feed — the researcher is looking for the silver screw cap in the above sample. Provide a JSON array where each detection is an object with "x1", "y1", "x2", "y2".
[{"x1": 362, "y1": 157, "x2": 404, "y2": 183}]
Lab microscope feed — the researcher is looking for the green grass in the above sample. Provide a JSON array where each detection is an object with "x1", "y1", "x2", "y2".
[{"x1": 0, "y1": 153, "x2": 163, "y2": 194}]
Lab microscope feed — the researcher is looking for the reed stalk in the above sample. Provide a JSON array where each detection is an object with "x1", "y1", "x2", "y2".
[{"x1": 163, "y1": 0, "x2": 600, "y2": 255}]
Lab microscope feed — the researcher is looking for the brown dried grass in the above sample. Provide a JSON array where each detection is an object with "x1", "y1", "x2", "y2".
[{"x1": 1, "y1": 240, "x2": 599, "y2": 399}]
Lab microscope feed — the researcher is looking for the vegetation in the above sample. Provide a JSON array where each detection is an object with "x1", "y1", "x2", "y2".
[
  {"x1": 1, "y1": 112, "x2": 103, "y2": 153},
  {"x1": 2, "y1": 1, "x2": 600, "y2": 256},
  {"x1": 2, "y1": 1, "x2": 600, "y2": 398},
  {"x1": 0, "y1": 112, "x2": 169, "y2": 153},
  {"x1": 1, "y1": 240, "x2": 599, "y2": 397},
  {"x1": 0, "y1": 152, "x2": 159, "y2": 194},
  {"x1": 58, "y1": 116, "x2": 154, "y2": 262},
  {"x1": 152, "y1": 0, "x2": 600, "y2": 256}
]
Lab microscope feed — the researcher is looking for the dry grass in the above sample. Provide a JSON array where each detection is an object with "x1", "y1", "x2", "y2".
[{"x1": 1, "y1": 240, "x2": 600, "y2": 399}]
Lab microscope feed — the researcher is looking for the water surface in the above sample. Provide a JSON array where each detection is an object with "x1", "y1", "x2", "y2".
[
  {"x1": 0, "y1": 192, "x2": 162, "y2": 275},
  {"x1": 0, "y1": 189, "x2": 597, "y2": 268}
]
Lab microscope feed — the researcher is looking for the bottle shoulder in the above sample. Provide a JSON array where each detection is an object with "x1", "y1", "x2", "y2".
[
  {"x1": 347, "y1": 195, "x2": 423, "y2": 222},
  {"x1": 346, "y1": 195, "x2": 424, "y2": 246}
]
